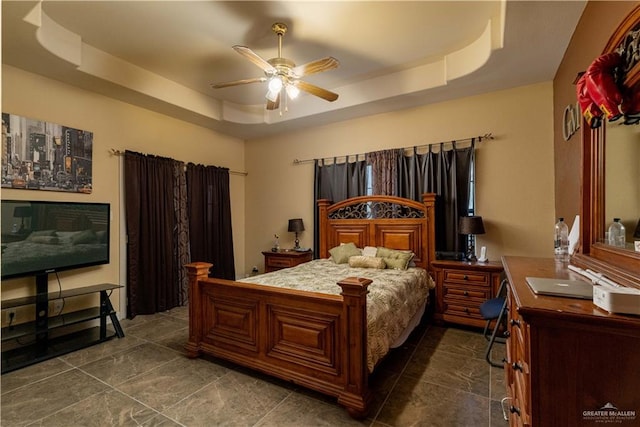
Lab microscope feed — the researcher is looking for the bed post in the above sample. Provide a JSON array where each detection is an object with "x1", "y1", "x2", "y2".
[
  {"x1": 317, "y1": 199, "x2": 332, "y2": 258},
  {"x1": 337, "y1": 276, "x2": 372, "y2": 419},
  {"x1": 422, "y1": 193, "x2": 436, "y2": 273},
  {"x1": 184, "y1": 262, "x2": 212, "y2": 358}
]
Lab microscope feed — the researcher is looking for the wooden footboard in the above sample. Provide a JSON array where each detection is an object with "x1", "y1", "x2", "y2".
[{"x1": 185, "y1": 262, "x2": 373, "y2": 418}]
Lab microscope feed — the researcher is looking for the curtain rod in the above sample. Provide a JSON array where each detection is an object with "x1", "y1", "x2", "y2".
[
  {"x1": 109, "y1": 149, "x2": 248, "y2": 176},
  {"x1": 292, "y1": 133, "x2": 493, "y2": 165}
]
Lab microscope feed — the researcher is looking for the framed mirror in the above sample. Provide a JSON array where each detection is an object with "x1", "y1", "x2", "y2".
[{"x1": 573, "y1": 6, "x2": 640, "y2": 287}]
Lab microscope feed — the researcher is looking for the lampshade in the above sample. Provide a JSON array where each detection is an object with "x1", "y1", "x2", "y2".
[
  {"x1": 288, "y1": 218, "x2": 305, "y2": 233},
  {"x1": 459, "y1": 216, "x2": 485, "y2": 235},
  {"x1": 13, "y1": 206, "x2": 32, "y2": 218}
]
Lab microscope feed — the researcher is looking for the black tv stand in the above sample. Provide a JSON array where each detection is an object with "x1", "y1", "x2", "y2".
[{"x1": 1, "y1": 274, "x2": 125, "y2": 374}]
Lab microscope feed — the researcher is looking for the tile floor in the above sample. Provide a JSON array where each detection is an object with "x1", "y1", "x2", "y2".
[{"x1": 1, "y1": 306, "x2": 509, "y2": 426}]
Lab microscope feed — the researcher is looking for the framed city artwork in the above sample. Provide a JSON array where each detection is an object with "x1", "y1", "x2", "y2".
[{"x1": 1, "y1": 113, "x2": 93, "y2": 193}]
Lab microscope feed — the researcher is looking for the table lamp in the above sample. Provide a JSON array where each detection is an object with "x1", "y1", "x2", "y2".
[
  {"x1": 13, "y1": 206, "x2": 32, "y2": 234},
  {"x1": 288, "y1": 218, "x2": 305, "y2": 249},
  {"x1": 459, "y1": 215, "x2": 485, "y2": 262}
]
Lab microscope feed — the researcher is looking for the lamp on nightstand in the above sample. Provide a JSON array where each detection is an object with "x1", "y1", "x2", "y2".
[
  {"x1": 13, "y1": 206, "x2": 32, "y2": 234},
  {"x1": 288, "y1": 218, "x2": 305, "y2": 249},
  {"x1": 459, "y1": 215, "x2": 485, "y2": 262}
]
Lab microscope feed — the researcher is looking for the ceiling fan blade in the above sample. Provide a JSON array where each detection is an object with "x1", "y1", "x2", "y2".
[
  {"x1": 266, "y1": 93, "x2": 280, "y2": 110},
  {"x1": 293, "y1": 57, "x2": 339, "y2": 78},
  {"x1": 296, "y1": 81, "x2": 339, "y2": 102},
  {"x1": 211, "y1": 77, "x2": 267, "y2": 89},
  {"x1": 233, "y1": 45, "x2": 276, "y2": 73}
]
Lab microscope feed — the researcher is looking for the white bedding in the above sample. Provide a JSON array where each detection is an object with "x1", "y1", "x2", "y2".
[{"x1": 239, "y1": 259, "x2": 435, "y2": 372}]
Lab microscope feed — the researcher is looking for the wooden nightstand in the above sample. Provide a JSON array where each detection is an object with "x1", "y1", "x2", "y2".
[
  {"x1": 431, "y1": 259, "x2": 504, "y2": 328},
  {"x1": 262, "y1": 250, "x2": 313, "y2": 273}
]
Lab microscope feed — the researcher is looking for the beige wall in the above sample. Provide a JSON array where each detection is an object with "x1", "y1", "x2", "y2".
[
  {"x1": 2, "y1": 66, "x2": 558, "y2": 316},
  {"x1": 1, "y1": 65, "x2": 246, "y2": 319},
  {"x1": 245, "y1": 82, "x2": 556, "y2": 273}
]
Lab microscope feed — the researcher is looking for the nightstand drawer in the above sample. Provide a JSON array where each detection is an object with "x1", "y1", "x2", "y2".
[
  {"x1": 443, "y1": 269, "x2": 490, "y2": 286},
  {"x1": 263, "y1": 250, "x2": 313, "y2": 273},
  {"x1": 267, "y1": 257, "x2": 296, "y2": 268},
  {"x1": 443, "y1": 284, "x2": 490, "y2": 300},
  {"x1": 442, "y1": 300, "x2": 483, "y2": 318}
]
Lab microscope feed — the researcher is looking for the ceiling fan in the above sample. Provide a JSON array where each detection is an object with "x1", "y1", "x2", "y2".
[{"x1": 211, "y1": 23, "x2": 339, "y2": 111}]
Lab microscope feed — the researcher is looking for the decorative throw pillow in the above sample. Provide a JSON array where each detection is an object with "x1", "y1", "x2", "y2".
[
  {"x1": 329, "y1": 242, "x2": 362, "y2": 264},
  {"x1": 348, "y1": 255, "x2": 386, "y2": 269},
  {"x1": 27, "y1": 229, "x2": 57, "y2": 240},
  {"x1": 71, "y1": 229, "x2": 99, "y2": 245},
  {"x1": 376, "y1": 246, "x2": 415, "y2": 270},
  {"x1": 28, "y1": 236, "x2": 60, "y2": 245},
  {"x1": 361, "y1": 246, "x2": 378, "y2": 257}
]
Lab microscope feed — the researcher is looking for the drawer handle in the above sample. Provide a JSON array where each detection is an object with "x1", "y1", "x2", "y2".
[
  {"x1": 510, "y1": 406, "x2": 521, "y2": 417},
  {"x1": 510, "y1": 319, "x2": 521, "y2": 328},
  {"x1": 512, "y1": 362, "x2": 523, "y2": 372},
  {"x1": 464, "y1": 308, "x2": 470, "y2": 313},
  {"x1": 463, "y1": 275, "x2": 468, "y2": 280},
  {"x1": 463, "y1": 291, "x2": 469, "y2": 296}
]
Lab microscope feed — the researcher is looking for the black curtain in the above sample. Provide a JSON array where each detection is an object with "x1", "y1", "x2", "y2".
[
  {"x1": 397, "y1": 142, "x2": 474, "y2": 253},
  {"x1": 186, "y1": 163, "x2": 235, "y2": 280},
  {"x1": 313, "y1": 157, "x2": 367, "y2": 255},
  {"x1": 124, "y1": 151, "x2": 182, "y2": 318}
]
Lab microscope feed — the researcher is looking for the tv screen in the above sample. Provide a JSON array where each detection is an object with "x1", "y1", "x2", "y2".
[{"x1": 1, "y1": 200, "x2": 110, "y2": 280}]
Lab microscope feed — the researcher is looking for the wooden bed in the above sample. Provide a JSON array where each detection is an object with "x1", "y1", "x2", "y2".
[{"x1": 185, "y1": 193, "x2": 436, "y2": 418}]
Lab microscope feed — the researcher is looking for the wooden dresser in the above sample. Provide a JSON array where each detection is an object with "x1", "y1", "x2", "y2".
[
  {"x1": 262, "y1": 250, "x2": 313, "y2": 272},
  {"x1": 431, "y1": 260, "x2": 504, "y2": 328},
  {"x1": 502, "y1": 256, "x2": 640, "y2": 427}
]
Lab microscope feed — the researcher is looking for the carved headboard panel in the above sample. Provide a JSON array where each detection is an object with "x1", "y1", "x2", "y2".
[{"x1": 317, "y1": 194, "x2": 436, "y2": 271}]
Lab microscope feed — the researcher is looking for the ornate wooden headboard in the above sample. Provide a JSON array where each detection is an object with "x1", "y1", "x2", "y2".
[{"x1": 317, "y1": 194, "x2": 436, "y2": 271}]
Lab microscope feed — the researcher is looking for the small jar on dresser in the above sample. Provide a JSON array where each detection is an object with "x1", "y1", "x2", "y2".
[
  {"x1": 431, "y1": 259, "x2": 504, "y2": 328},
  {"x1": 262, "y1": 250, "x2": 313, "y2": 273}
]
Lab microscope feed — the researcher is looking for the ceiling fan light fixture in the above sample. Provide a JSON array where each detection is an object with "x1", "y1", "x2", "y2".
[
  {"x1": 265, "y1": 88, "x2": 279, "y2": 102},
  {"x1": 268, "y1": 76, "x2": 283, "y2": 93},
  {"x1": 286, "y1": 84, "x2": 300, "y2": 99}
]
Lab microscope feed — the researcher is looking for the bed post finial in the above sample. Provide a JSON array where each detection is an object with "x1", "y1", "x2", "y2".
[
  {"x1": 317, "y1": 199, "x2": 332, "y2": 258},
  {"x1": 184, "y1": 262, "x2": 212, "y2": 358},
  {"x1": 337, "y1": 276, "x2": 372, "y2": 418}
]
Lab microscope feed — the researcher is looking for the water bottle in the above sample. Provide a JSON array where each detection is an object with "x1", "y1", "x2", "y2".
[
  {"x1": 554, "y1": 217, "x2": 569, "y2": 263},
  {"x1": 607, "y1": 218, "x2": 626, "y2": 248}
]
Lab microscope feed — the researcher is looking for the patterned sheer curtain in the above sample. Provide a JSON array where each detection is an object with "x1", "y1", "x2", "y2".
[
  {"x1": 313, "y1": 156, "x2": 367, "y2": 255},
  {"x1": 124, "y1": 151, "x2": 189, "y2": 318},
  {"x1": 366, "y1": 149, "x2": 402, "y2": 196},
  {"x1": 397, "y1": 141, "x2": 475, "y2": 253},
  {"x1": 174, "y1": 163, "x2": 190, "y2": 306}
]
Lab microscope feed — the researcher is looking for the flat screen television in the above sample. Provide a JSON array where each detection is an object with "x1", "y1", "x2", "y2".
[{"x1": 1, "y1": 200, "x2": 110, "y2": 280}]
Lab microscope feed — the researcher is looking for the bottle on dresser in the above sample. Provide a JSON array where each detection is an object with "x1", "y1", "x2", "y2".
[{"x1": 554, "y1": 218, "x2": 569, "y2": 263}]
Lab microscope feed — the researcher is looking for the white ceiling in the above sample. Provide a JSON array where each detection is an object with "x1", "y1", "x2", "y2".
[{"x1": 2, "y1": 1, "x2": 587, "y2": 140}]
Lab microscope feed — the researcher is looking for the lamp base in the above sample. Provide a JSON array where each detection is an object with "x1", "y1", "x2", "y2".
[{"x1": 466, "y1": 243, "x2": 477, "y2": 262}]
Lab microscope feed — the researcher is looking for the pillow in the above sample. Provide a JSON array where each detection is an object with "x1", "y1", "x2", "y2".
[
  {"x1": 95, "y1": 230, "x2": 108, "y2": 243},
  {"x1": 362, "y1": 246, "x2": 378, "y2": 257},
  {"x1": 329, "y1": 242, "x2": 362, "y2": 264},
  {"x1": 348, "y1": 255, "x2": 386, "y2": 269},
  {"x1": 28, "y1": 236, "x2": 60, "y2": 245},
  {"x1": 376, "y1": 247, "x2": 415, "y2": 270},
  {"x1": 27, "y1": 230, "x2": 57, "y2": 240},
  {"x1": 71, "y1": 229, "x2": 99, "y2": 245}
]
